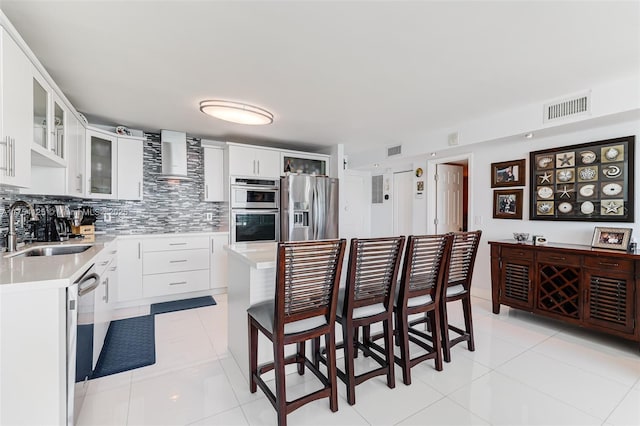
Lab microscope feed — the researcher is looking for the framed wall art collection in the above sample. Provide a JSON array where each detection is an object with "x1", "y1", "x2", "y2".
[{"x1": 529, "y1": 136, "x2": 634, "y2": 222}]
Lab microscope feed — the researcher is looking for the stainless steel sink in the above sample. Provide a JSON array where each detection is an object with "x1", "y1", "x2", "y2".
[{"x1": 5, "y1": 244, "x2": 93, "y2": 258}]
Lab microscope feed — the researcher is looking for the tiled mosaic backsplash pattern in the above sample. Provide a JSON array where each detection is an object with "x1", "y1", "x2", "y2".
[{"x1": 0, "y1": 133, "x2": 228, "y2": 249}]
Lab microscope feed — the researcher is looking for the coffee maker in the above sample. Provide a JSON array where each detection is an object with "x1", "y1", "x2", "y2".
[{"x1": 51, "y1": 204, "x2": 72, "y2": 241}]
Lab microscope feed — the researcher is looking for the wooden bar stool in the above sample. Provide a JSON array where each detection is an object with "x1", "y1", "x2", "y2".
[
  {"x1": 247, "y1": 239, "x2": 346, "y2": 426},
  {"x1": 394, "y1": 233, "x2": 453, "y2": 385},
  {"x1": 441, "y1": 230, "x2": 482, "y2": 362},
  {"x1": 318, "y1": 236, "x2": 405, "y2": 405}
]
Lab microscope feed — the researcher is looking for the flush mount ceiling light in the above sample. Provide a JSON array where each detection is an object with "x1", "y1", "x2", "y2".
[{"x1": 199, "y1": 100, "x2": 273, "y2": 125}]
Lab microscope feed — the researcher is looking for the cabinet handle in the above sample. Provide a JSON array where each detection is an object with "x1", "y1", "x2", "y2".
[
  {"x1": 100, "y1": 260, "x2": 109, "y2": 266},
  {"x1": 111, "y1": 250, "x2": 117, "y2": 255},
  {"x1": 170, "y1": 259, "x2": 187, "y2": 263},
  {"x1": 138, "y1": 242, "x2": 141, "y2": 259},
  {"x1": 138, "y1": 182, "x2": 142, "y2": 197},
  {"x1": 102, "y1": 277, "x2": 109, "y2": 302},
  {"x1": 1, "y1": 136, "x2": 8, "y2": 175},
  {"x1": 598, "y1": 261, "x2": 619, "y2": 267},
  {"x1": 110, "y1": 266, "x2": 117, "y2": 271},
  {"x1": 169, "y1": 243, "x2": 187, "y2": 246},
  {"x1": 9, "y1": 137, "x2": 15, "y2": 177},
  {"x1": 77, "y1": 174, "x2": 83, "y2": 192},
  {"x1": 205, "y1": 184, "x2": 209, "y2": 199},
  {"x1": 252, "y1": 160, "x2": 256, "y2": 175},
  {"x1": 169, "y1": 281, "x2": 187, "y2": 286},
  {"x1": 257, "y1": 160, "x2": 260, "y2": 175},
  {"x1": 211, "y1": 239, "x2": 214, "y2": 254}
]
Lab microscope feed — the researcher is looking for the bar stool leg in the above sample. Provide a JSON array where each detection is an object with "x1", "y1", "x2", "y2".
[
  {"x1": 382, "y1": 316, "x2": 395, "y2": 389},
  {"x1": 274, "y1": 342, "x2": 287, "y2": 426},
  {"x1": 343, "y1": 322, "x2": 357, "y2": 405},
  {"x1": 249, "y1": 317, "x2": 258, "y2": 393}
]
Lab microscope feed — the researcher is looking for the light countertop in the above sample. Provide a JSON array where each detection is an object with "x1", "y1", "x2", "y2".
[
  {"x1": 1, "y1": 231, "x2": 230, "y2": 292},
  {"x1": 0, "y1": 236, "x2": 116, "y2": 292},
  {"x1": 224, "y1": 242, "x2": 277, "y2": 269}
]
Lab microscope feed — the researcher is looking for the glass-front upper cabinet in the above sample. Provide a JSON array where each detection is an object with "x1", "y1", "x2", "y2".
[
  {"x1": 32, "y1": 75, "x2": 66, "y2": 160},
  {"x1": 282, "y1": 152, "x2": 330, "y2": 176},
  {"x1": 33, "y1": 77, "x2": 48, "y2": 149},
  {"x1": 86, "y1": 128, "x2": 117, "y2": 199},
  {"x1": 53, "y1": 99, "x2": 64, "y2": 158}
]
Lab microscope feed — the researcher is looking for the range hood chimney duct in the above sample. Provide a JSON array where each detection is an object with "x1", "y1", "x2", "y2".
[{"x1": 158, "y1": 130, "x2": 192, "y2": 181}]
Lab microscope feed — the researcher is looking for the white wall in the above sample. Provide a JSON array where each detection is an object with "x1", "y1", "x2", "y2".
[{"x1": 364, "y1": 118, "x2": 640, "y2": 300}]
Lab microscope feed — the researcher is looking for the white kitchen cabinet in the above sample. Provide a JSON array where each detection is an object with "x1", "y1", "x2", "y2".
[
  {"x1": 210, "y1": 233, "x2": 229, "y2": 290},
  {"x1": 116, "y1": 238, "x2": 143, "y2": 302},
  {"x1": 93, "y1": 242, "x2": 118, "y2": 367},
  {"x1": 86, "y1": 127, "x2": 117, "y2": 199},
  {"x1": 0, "y1": 28, "x2": 31, "y2": 188},
  {"x1": 142, "y1": 235, "x2": 210, "y2": 298},
  {"x1": 31, "y1": 72, "x2": 68, "y2": 166},
  {"x1": 66, "y1": 114, "x2": 86, "y2": 196},
  {"x1": 117, "y1": 135, "x2": 144, "y2": 200},
  {"x1": 202, "y1": 146, "x2": 226, "y2": 202},
  {"x1": 227, "y1": 143, "x2": 280, "y2": 178}
]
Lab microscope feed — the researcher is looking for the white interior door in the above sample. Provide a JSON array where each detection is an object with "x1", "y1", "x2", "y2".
[
  {"x1": 436, "y1": 164, "x2": 463, "y2": 233},
  {"x1": 393, "y1": 171, "x2": 413, "y2": 236},
  {"x1": 340, "y1": 171, "x2": 371, "y2": 240}
]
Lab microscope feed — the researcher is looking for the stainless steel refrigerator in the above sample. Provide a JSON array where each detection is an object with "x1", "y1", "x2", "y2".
[{"x1": 280, "y1": 175, "x2": 339, "y2": 241}]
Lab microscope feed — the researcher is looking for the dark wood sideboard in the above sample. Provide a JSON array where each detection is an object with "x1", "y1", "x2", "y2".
[{"x1": 489, "y1": 240, "x2": 640, "y2": 344}]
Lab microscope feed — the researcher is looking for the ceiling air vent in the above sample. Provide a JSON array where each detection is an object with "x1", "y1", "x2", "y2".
[
  {"x1": 387, "y1": 144, "x2": 402, "y2": 157},
  {"x1": 543, "y1": 92, "x2": 591, "y2": 123}
]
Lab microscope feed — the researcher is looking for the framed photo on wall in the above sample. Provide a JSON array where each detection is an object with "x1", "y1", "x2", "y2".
[
  {"x1": 591, "y1": 227, "x2": 632, "y2": 251},
  {"x1": 493, "y1": 189, "x2": 523, "y2": 220},
  {"x1": 491, "y1": 159, "x2": 526, "y2": 188},
  {"x1": 530, "y1": 135, "x2": 635, "y2": 222}
]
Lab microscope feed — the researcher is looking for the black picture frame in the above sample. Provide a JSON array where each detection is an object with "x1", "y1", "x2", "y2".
[
  {"x1": 491, "y1": 159, "x2": 526, "y2": 188},
  {"x1": 493, "y1": 189, "x2": 523, "y2": 220},
  {"x1": 529, "y1": 135, "x2": 635, "y2": 222}
]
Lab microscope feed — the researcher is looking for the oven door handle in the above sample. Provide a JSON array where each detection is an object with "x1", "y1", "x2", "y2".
[
  {"x1": 232, "y1": 209, "x2": 280, "y2": 214},
  {"x1": 78, "y1": 273, "x2": 100, "y2": 296}
]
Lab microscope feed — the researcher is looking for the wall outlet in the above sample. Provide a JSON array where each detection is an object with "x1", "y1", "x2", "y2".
[
  {"x1": 103, "y1": 213, "x2": 112, "y2": 222},
  {"x1": 206, "y1": 212, "x2": 213, "y2": 221}
]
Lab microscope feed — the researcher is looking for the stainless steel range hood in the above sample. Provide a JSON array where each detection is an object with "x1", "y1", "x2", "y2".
[{"x1": 158, "y1": 130, "x2": 192, "y2": 181}]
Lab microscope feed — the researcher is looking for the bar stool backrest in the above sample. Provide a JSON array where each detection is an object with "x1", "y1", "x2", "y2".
[
  {"x1": 274, "y1": 239, "x2": 346, "y2": 332},
  {"x1": 448, "y1": 231, "x2": 482, "y2": 290},
  {"x1": 344, "y1": 236, "x2": 405, "y2": 313},
  {"x1": 398, "y1": 234, "x2": 453, "y2": 304}
]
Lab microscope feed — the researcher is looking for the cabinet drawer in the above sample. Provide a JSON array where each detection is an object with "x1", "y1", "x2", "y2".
[
  {"x1": 95, "y1": 246, "x2": 118, "y2": 277},
  {"x1": 583, "y1": 256, "x2": 634, "y2": 273},
  {"x1": 536, "y1": 250, "x2": 581, "y2": 266},
  {"x1": 143, "y1": 270, "x2": 210, "y2": 298},
  {"x1": 143, "y1": 236, "x2": 209, "y2": 252},
  {"x1": 502, "y1": 246, "x2": 533, "y2": 260},
  {"x1": 143, "y1": 249, "x2": 209, "y2": 275}
]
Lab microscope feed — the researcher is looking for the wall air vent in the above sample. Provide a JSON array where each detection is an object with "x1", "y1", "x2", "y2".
[
  {"x1": 387, "y1": 145, "x2": 402, "y2": 157},
  {"x1": 543, "y1": 92, "x2": 591, "y2": 123}
]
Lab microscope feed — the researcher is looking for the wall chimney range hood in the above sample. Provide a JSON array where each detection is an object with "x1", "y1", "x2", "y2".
[{"x1": 158, "y1": 130, "x2": 192, "y2": 181}]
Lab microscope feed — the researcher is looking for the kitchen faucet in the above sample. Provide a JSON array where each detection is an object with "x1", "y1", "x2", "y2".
[{"x1": 6, "y1": 200, "x2": 38, "y2": 252}]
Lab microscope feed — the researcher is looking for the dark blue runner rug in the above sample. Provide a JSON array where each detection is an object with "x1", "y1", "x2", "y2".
[
  {"x1": 150, "y1": 295, "x2": 217, "y2": 315},
  {"x1": 91, "y1": 315, "x2": 155, "y2": 379}
]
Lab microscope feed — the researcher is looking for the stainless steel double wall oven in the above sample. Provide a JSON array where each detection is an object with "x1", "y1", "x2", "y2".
[{"x1": 230, "y1": 177, "x2": 279, "y2": 243}]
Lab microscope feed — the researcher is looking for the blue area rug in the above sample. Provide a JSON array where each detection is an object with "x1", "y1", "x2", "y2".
[
  {"x1": 91, "y1": 315, "x2": 155, "y2": 379},
  {"x1": 150, "y1": 295, "x2": 217, "y2": 315}
]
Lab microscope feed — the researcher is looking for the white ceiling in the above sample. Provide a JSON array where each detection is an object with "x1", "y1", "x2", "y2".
[{"x1": 2, "y1": 1, "x2": 639, "y2": 154}]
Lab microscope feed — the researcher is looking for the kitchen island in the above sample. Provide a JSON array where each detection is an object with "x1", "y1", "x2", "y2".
[{"x1": 225, "y1": 242, "x2": 278, "y2": 381}]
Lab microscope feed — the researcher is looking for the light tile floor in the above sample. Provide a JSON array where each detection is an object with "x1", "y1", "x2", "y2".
[{"x1": 77, "y1": 294, "x2": 640, "y2": 426}]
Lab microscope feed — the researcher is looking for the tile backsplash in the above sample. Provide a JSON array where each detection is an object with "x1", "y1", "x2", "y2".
[{"x1": 0, "y1": 133, "x2": 228, "y2": 249}]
